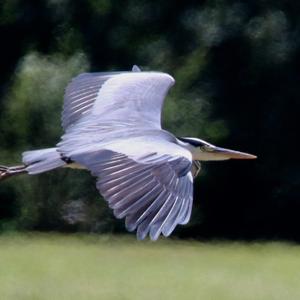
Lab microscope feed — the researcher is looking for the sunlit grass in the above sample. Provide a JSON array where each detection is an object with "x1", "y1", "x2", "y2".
[{"x1": 0, "y1": 233, "x2": 300, "y2": 300}]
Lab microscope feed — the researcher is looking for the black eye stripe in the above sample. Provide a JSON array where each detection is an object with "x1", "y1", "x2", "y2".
[{"x1": 178, "y1": 137, "x2": 205, "y2": 147}]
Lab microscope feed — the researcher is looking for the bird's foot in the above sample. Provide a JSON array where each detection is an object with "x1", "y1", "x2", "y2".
[{"x1": 0, "y1": 165, "x2": 27, "y2": 181}]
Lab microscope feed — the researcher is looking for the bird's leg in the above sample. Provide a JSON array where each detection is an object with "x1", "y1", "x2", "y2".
[
  {"x1": 191, "y1": 161, "x2": 201, "y2": 178},
  {"x1": 0, "y1": 165, "x2": 27, "y2": 181}
]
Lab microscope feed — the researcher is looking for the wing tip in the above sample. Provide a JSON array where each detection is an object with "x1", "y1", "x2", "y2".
[
  {"x1": 130, "y1": 65, "x2": 175, "y2": 86},
  {"x1": 132, "y1": 65, "x2": 141, "y2": 72}
]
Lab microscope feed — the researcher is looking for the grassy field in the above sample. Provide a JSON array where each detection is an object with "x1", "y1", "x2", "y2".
[{"x1": 0, "y1": 234, "x2": 300, "y2": 300}]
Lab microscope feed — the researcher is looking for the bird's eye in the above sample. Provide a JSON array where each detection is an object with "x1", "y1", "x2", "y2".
[{"x1": 201, "y1": 145, "x2": 214, "y2": 152}]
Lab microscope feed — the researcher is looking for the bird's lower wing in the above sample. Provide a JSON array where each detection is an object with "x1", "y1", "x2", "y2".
[{"x1": 71, "y1": 145, "x2": 193, "y2": 240}]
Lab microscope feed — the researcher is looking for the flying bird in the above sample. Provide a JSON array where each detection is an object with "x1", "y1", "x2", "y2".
[{"x1": 0, "y1": 65, "x2": 256, "y2": 240}]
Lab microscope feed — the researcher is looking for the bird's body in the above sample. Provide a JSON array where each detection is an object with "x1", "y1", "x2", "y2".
[{"x1": 0, "y1": 66, "x2": 256, "y2": 240}]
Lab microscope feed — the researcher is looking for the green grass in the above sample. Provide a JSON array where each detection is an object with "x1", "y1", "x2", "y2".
[{"x1": 1, "y1": 233, "x2": 300, "y2": 300}]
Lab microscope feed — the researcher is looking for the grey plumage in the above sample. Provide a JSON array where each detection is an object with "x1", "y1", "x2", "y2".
[
  {"x1": 22, "y1": 148, "x2": 65, "y2": 174},
  {"x1": 62, "y1": 72, "x2": 123, "y2": 129},
  {"x1": 15, "y1": 66, "x2": 195, "y2": 240},
  {"x1": 72, "y1": 149, "x2": 193, "y2": 240},
  {"x1": 1, "y1": 65, "x2": 256, "y2": 240}
]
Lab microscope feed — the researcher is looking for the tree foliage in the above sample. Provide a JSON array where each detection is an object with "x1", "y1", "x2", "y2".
[{"x1": 0, "y1": 0, "x2": 300, "y2": 240}]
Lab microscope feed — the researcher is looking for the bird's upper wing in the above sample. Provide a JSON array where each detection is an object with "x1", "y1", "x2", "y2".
[
  {"x1": 62, "y1": 71, "x2": 123, "y2": 130},
  {"x1": 62, "y1": 66, "x2": 175, "y2": 130},
  {"x1": 71, "y1": 138, "x2": 194, "y2": 240}
]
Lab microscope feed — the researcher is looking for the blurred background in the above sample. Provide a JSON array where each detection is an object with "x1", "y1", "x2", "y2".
[{"x1": 0, "y1": 0, "x2": 300, "y2": 241}]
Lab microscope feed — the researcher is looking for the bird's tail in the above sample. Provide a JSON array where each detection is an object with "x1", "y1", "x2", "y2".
[{"x1": 22, "y1": 148, "x2": 65, "y2": 175}]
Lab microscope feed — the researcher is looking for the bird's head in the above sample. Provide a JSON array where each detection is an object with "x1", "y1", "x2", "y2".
[{"x1": 178, "y1": 137, "x2": 257, "y2": 161}]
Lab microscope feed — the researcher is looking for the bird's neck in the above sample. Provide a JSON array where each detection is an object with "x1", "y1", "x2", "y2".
[{"x1": 176, "y1": 139, "x2": 199, "y2": 160}]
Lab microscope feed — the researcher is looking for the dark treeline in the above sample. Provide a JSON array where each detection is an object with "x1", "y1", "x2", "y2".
[{"x1": 0, "y1": 0, "x2": 300, "y2": 240}]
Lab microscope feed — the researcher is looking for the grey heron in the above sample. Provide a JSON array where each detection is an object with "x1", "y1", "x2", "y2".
[{"x1": 0, "y1": 65, "x2": 256, "y2": 240}]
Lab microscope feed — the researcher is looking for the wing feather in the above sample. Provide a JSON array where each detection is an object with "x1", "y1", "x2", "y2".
[
  {"x1": 149, "y1": 187, "x2": 179, "y2": 240},
  {"x1": 62, "y1": 72, "x2": 124, "y2": 130},
  {"x1": 115, "y1": 185, "x2": 162, "y2": 219},
  {"x1": 72, "y1": 148, "x2": 193, "y2": 240},
  {"x1": 179, "y1": 173, "x2": 194, "y2": 225},
  {"x1": 136, "y1": 190, "x2": 170, "y2": 240},
  {"x1": 109, "y1": 177, "x2": 157, "y2": 209},
  {"x1": 61, "y1": 68, "x2": 174, "y2": 133}
]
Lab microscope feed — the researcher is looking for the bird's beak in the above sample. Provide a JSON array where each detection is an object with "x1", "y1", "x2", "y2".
[{"x1": 213, "y1": 146, "x2": 257, "y2": 160}]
